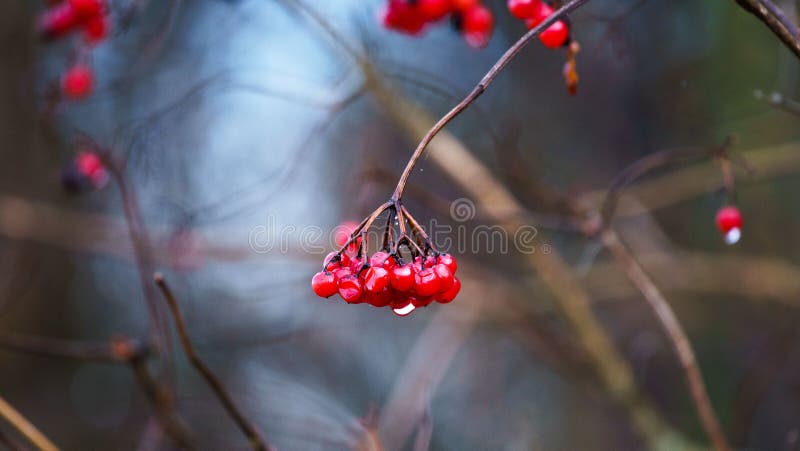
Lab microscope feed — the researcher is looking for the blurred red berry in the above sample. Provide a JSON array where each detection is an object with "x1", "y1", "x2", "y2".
[
  {"x1": 61, "y1": 64, "x2": 94, "y2": 99},
  {"x1": 452, "y1": 0, "x2": 479, "y2": 12},
  {"x1": 716, "y1": 206, "x2": 743, "y2": 233},
  {"x1": 539, "y1": 20, "x2": 569, "y2": 48},
  {"x1": 507, "y1": 0, "x2": 539, "y2": 19},
  {"x1": 84, "y1": 15, "x2": 109, "y2": 43},
  {"x1": 37, "y1": 3, "x2": 80, "y2": 40},
  {"x1": 68, "y1": 0, "x2": 104, "y2": 17},
  {"x1": 418, "y1": 0, "x2": 452, "y2": 21},
  {"x1": 383, "y1": 0, "x2": 426, "y2": 34},
  {"x1": 461, "y1": 4, "x2": 493, "y2": 35}
]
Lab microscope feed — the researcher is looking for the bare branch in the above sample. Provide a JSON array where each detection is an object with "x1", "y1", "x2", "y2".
[
  {"x1": 735, "y1": 0, "x2": 800, "y2": 58},
  {"x1": 0, "y1": 396, "x2": 58, "y2": 451}
]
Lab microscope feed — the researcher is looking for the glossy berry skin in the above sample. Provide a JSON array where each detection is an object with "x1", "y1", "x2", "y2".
[
  {"x1": 383, "y1": 0, "x2": 426, "y2": 35},
  {"x1": 367, "y1": 287, "x2": 394, "y2": 307},
  {"x1": 337, "y1": 275, "x2": 363, "y2": 304},
  {"x1": 419, "y1": 0, "x2": 452, "y2": 21},
  {"x1": 311, "y1": 272, "x2": 338, "y2": 298},
  {"x1": 332, "y1": 266, "x2": 352, "y2": 282},
  {"x1": 410, "y1": 294, "x2": 434, "y2": 308},
  {"x1": 61, "y1": 64, "x2": 94, "y2": 99},
  {"x1": 76, "y1": 152, "x2": 102, "y2": 177},
  {"x1": 437, "y1": 253, "x2": 458, "y2": 274},
  {"x1": 437, "y1": 277, "x2": 461, "y2": 303},
  {"x1": 363, "y1": 266, "x2": 390, "y2": 293},
  {"x1": 369, "y1": 251, "x2": 396, "y2": 269},
  {"x1": 716, "y1": 206, "x2": 743, "y2": 233},
  {"x1": 391, "y1": 264, "x2": 415, "y2": 291},
  {"x1": 452, "y1": 0, "x2": 479, "y2": 11},
  {"x1": 415, "y1": 267, "x2": 441, "y2": 297},
  {"x1": 508, "y1": 0, "x2": 539, "y2": 19},
  {"x1": 433, "y1": 263, "x2": 454, "y2": 292},
  {"x1": 539, "y1": 20, "x2": 569, "y2": 48}
]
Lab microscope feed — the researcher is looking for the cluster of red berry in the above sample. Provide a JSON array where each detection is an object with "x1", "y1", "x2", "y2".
[
  {"x1": 507, "y1": 0, "x2": 571, "y2": 49},
  {"x1": 715, "y1": 205, "x2": 743, "y2": 245},
  {"x1": 37, "y1": 0, "x2": 111, "y2": 101},
  {"x1": 382, "y1": 0, "x2": 495, "y2": 48},
  {"x1": 61, "y1": 151, "x2": 108, "y2": 193},
  {"x1": 312, "y1": 249, "x2": 460, "y2": 317}
]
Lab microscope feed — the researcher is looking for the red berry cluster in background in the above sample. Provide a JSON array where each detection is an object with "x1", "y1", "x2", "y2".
[
  {"x1": 312, "y1": 249, "x2": 460, "y2": 317},
  {"x1": 37, "y1": 0, "x2": 111, "y2": 101},
  {"x1": 715, "y1": 205, "x2": 743, "y2": 245},
  {"x1": 507, "y1": 0, "x2": 570, "y2": 49},
  {"x1": 61, "y1": 151, "x2": 108, "y2": 193},
  {"x1": 382, "y1": 0, "x2": 495, "y2": 48}
]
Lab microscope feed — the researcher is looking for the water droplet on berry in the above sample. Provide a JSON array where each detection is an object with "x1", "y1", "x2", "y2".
[
  {"x1": 392, "y1": 303, "x2": 416, "y2": 317},
  {"x1": 724, "y1": 227, "x2": 741, "y2": 245}
]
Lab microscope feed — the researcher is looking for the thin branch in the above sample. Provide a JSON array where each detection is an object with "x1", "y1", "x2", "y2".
[
  {"x1": 0, "y1": 396, "x2": 58, "y2": 451},
  {"x1": 391, "y1": 0, "x2": 593, "y2": 200},
  {"x1": 0, "y1": 332, "x2": 147, "y2": 364},
  {"x1": 153, "y1": 273, "x2": 270, "y2": 451},
  {"x1": 735, "y1": 0, "x2": 800, "y2": 58},
  {"x1": 601, "y1": 229, "x2": 730, "y2": 451}
]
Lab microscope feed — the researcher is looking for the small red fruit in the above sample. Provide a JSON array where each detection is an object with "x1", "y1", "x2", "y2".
[
  {"x1": 391, "y1": 264, "x2": 415, "y2": 291},
  {"x1": 37, "y1": 3, "x2": 80, "y2": 40},
  {"x1": 332, "y1": 266, "x2": 352, "y2": 282},
  {"x1": 311, "y1": 271, "x2": 337, "y2": 298},
  {"x1": 461, "y1": 4, "x2": 493, "y2": 35},
  {"x1": 337, "y1": 275, "x2": 364, "y2": 303},
  {"x1": 68, "y1": 0, "x2": 104, "y2": 17},
  {"x1": 61, "y1": 64, "x2": 94, "y2": 99},
  {"x1": 363, "y1": 266, "x2": 390, "y2": 293},
  {"x1": 452, "y1": 0, "x2": 479, "y2": 12},
  {"x1": 507, "y1": 0, "x2": 539, "y2": 19},
  {"x1": 383, "y1": 0, "x2": 426, "y2": 34},
  {"x1": 715, "y1": 206, "x2": 743, "y2": 232},
  {"x1": 414, "y1": 267, "x2": 441, "y2": 297},
  {"x1": 84, "y1": 15, "x2": 110, "y2": 43},
  {"x1": 437, "y1": 277, "x2": 461, "y2": 303},
  {"x1": 418, "y1": 0, "x2": 452, "y2": 21},
  {"x1": 437, "y1": 253, "x2": 458, "y2": 274},
  {"x1": 410, "y1": 294, "x2": 434, "y2": 308},
  {"x1": 433, "y1": 263, "x2": 454, "y2": 292},
  {"x1": 539, "y1": 20, "x2": 569, "y2": 48}
]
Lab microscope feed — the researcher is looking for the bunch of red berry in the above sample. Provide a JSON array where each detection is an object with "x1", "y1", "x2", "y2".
[
  {"x1": 507, "y1": 0, "x2": 571, "y2": 49},
  {"x1": 61, "y1": 151, "x2": 108, "y2": 193},
  {"x1": 37, "y1": 0, "x2": 111, "y2": 101},
  {"x1": 311, "y1": 203, "x2": 461, "y2": 317},
  {"x1": 715, "y1": 205, "x2": 742, "y2": 245},
  {"x1": 382, "y1": 0, "x2": 495, "y2": 48}
]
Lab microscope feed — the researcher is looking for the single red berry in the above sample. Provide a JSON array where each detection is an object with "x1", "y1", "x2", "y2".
[
  {"x1": 324, "y1": 251, "x2": 346, "y2": 271},
  {"x1": 334, "y1": 221, "x2": 359, "y2": 246},
  {"x1": 76, "y1": 152, "x2": 103, "y2": 177},
  {"x1": 337, "y1": 275, "x2": 364, "y2": 303},
  {"x1": 437, "y1": 253, "x2": 458, "y2": 274},
  {"x1": 363, "y1": 266, "x2": 390, "y2": 293},
  {"x1": 525, "y1": 1, "x2": 551, "y2": 28},
  {"x1": 61, "y1": 64, "x2": 94, "y2": 99},
  {"x1": 461, "y1": 4, "x2": 493, "y2": 35},
  {"x1": 715, "y1": 206, "x2": 743, "y2": 232},
  {"x1": 37, "y1": 3, "x2": 80, "y2": 40},
  {"x1": 68, "y1": 0, "x2": 104, "y2": 17},
  {"x1": 410, "y1": 294, "x2": 434, "y2": 308},
  {"x1": 539, "y1": 20, "x2": 569, "y2": 48},
  {"x1": 437, "y1": 277, "x2": 461, "y2": 303},
  {"x1": 311, "y1": 271, "x2": 338, "y2": 298},
  {"x1": 369, "y1": 251, "x2": 396, "y2": 269},
  {"x1": 507, "y1": 0, "x2": 539, "y2": 19},
  {"x1": 367, "y1": 287, "x2": 394, "y2": 307},
  {"x1": 84, "y1": 14, "x2": 109, "y2": 43},
  {"x1": 414, "y1": 267, "x2": 441, "y2": 297},
  {"x1": 418, "y1": 0, "x2": 452, "y2": 21},
  {"x1": 391, "y1": 264, "x2": 415, "y2": 291},
  {"x1": 383, "y1": 0, "x2": 427, "y2": 34},
  {"x1": 433, "y1": 263, "x2": 454, "y2": 292}
]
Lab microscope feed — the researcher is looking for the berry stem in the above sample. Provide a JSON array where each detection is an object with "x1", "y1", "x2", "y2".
[{"x1": 390, "y1": 0, "x2": 593, "y2": 201}]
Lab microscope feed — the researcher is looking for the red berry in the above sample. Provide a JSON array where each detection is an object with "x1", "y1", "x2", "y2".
[
  {"x1": 337, "y1": 275, "x2": 364, "y2": 303},
  {"x1": 461, "y1": 4, "x2": 493, "y2": 35},
  {"x1": 715, "y1": 206, "x2": 743, "y2": 233},
  {"x1": 525, "y1": 1, "x2": 551, "y2": 28},
  {"x1": 433, "y1": 263, "x2": 454, "y2": 292},
  {"x1": 437, "y1": 253, "x2": 458, "y2": 274},
  {"x1": 437, "y1": 277, "x2": 461, "y2": 303},
  {"x1": 383, "y1": 0, "x2": 426, "y2": 34},
  {"x1": 391, "y1": 264, "x2": 415, "y2": 291},
  {"x1": 452, "y1": 0, "x2": 479, "y2": 12},
  {"x1": 369, "y1": 251, "x2": 396, "y2": 269},
  {"x1": 418, "y1": 0, "x2": 452, "y2": 21},
  {"x1": 507, "y1": 0, "x2": 539, "y2": 19},
  {"x1": 37, "y1": 3, "x2": 80, "y2": 40},
  {"x1": 363, "y1": 266, "x2": 390, "y2": 293},
  {"x1": 410, "y1": 294, "x2": 434, "y2": 308},
  {"x1": 414, "y1": 267, "x2": 441, "y2": 297},
  {"x1": 311, "y1": 271, "x2": 337, "y2": 298},
  {"x1": 68, "y1": 0, "x2": 104, "y2": 17},
  {"x1": 76, "y1": 152, "x2": 102, "y2": 177},
  {"x1": 334, "y1": 221, "x2": 359, "y2": 246},
  {"x1": 367, "y1": 287, "x2": 394, "y2": 307},
  {"x1": 539, "y1": 20, "x2": 569, "y2": 48},
  {"x1": 332, "y1": 266, "x2": 352, "y2": 282},
  {"x1": 61, "y1": 64, "x2": 94, "y2": 99},
  {"x1": 84, "y1": 15, "x2": 109, "y2": 43}
]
